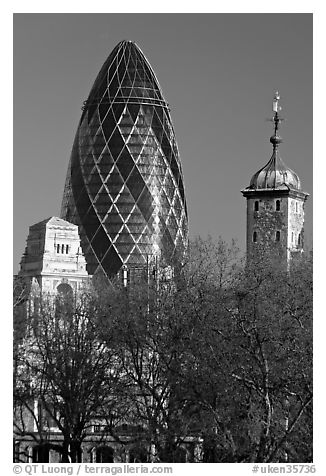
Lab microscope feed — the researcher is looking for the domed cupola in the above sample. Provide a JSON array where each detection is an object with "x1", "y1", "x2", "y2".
[{"x1": 248, "y1": 92, "x2": 301, "y2": 191}]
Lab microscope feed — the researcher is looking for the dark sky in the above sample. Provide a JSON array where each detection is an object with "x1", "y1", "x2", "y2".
[{"x1": 13, "y1": 13, "x2": 312, "y2": 273}]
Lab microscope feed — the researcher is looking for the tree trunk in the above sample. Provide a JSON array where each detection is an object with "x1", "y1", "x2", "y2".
[
  {"x1": 70, "y1": 440, "x2": 82, "y2": 463},
  {"x1": 61, "y1": 439, "x2": 70, "y2": 463}
]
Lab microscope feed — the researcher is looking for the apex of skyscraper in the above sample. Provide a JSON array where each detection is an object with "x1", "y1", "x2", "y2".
[
  {"x1": 81, "y1": 40, "x2": 169, "y2": 114},
  {"x1": 61, "y1": 40, "x2": 188, "y2": 279}
]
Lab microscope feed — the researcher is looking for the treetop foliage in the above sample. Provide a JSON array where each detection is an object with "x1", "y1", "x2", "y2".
[{"x1": 14, "y1": 237, "x2": 312, "y2": 463}]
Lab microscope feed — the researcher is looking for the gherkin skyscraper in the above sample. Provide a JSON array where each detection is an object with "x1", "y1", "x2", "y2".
[{"x1": 61, "y1": 40, "x2": 188, "y2": 278}]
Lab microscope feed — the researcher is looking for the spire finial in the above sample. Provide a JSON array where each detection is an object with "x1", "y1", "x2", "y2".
[
  {"x1": 273, "y1": 91, "x2": 280, "y2": 113},
  {"x1": 270, "y1": 91, "x2": 283, "y2": 149}
]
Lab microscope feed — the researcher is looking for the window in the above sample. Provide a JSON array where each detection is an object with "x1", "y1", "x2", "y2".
[
  {"x1": 254, "y1": 201, "x2": 259, "y2": 212},
  {"x1": 295, "y1": 202, "x2": 298, "y2": 213},
  {"x1": 291, "y1": 232, "x2": 294, "y2": 243},
  {"x1": 56, "y1": 283, "x2": 73, "y2": 298},
  {"x1": 298, "y1": 233, "x2": 301, "y2": 245},
  {"x1": 57, "y1": 244, "x2": 60, "y2": 254},
  {"x1": 66, "y1": 244, "x2": 69, "y2": 254},
  {"x1": 276, "y1": 231, "x2": 281, "y2": 241},
  {"x1": 44, "y1": 405, "x2": 59, "y2": 430},
  {"x1": 276, "y1": 200, "x2": 280, "y2": 211},
  {"x1": 253, "y1": 231, "x2": 258, "y2": 243},
  {"x1": 61, "y1": 244, "x2": 65, "y2": 254}
]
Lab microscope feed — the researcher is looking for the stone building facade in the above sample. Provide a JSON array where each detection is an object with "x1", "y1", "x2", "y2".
[{"x1": 18, "y1": 216, "x2": 89, "y2": 295}]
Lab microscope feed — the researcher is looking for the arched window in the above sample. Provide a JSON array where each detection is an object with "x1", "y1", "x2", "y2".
[
  {"x1": 57, "y1": 282, "x2": 73, "y2": 295},
  {"x1": 56, "y1": 283, "x2": 74, "y2": 310},
  {"x1": 276, "y1": 200, "x2": 280, "y2": 211},
  {"x1": 253, "y1": 231, "x2": 258, "y2": 243},
  {"x1": 276, "y1": 231, "x2": 281, "y2": 242},
  {"x1": 254, "y1": 201, "x2": 259, "y2": 212}
]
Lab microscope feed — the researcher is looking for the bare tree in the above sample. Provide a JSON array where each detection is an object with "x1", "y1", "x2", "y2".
[
  {"x1": 14, "y1": 237, "x2": 312, "y2": 463},
  {"x1": 14, "y1": 291, "x2": 124, "y2": 462},
  {"x1": 171, "y1": 238, "x2": 312, "y2": 462}
]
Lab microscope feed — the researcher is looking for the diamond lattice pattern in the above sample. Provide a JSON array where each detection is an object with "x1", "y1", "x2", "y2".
[{"x1": 61, "y1": 41, "x2": 188, "y2": 277}]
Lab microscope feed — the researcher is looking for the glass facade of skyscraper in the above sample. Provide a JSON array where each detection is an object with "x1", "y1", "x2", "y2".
[{"x1": 61, "y1": 40, "x2": 188, "y2": 278}]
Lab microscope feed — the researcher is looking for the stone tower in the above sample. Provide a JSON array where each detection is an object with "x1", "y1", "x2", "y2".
[
  {"x1": 241, "y1": 92, "x2": 309, "y2": 263},
  {"x1": 19, "y1": 216, "x2": 89, "y2": 295}
]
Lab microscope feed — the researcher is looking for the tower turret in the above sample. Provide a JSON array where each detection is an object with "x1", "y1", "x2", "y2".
[{"x1": 241, "y1": 92, "x2": 309, "y2": 262}]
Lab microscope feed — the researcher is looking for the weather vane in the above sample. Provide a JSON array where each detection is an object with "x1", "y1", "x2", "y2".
[
  {"x1": 273, "y1": 91, "x2": 281, "y2": 113},
  {"x1": 270, "y1": 91, "x2": 284, "y2": 137}
]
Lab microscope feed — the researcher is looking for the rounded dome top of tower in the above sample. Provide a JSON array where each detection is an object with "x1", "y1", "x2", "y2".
[
  {"x1": 246, "y1": 92, "x2": 301, "y2": 191},
  {"x1": 249, "y1": 151, "x2": 301, "y2": 190}
]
